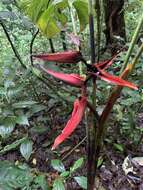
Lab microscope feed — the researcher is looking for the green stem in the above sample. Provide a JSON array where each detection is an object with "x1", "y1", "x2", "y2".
[
  {"x1": 120, "y1": 14, "x2": 143, "y2": 73},
  {"x1": 95, "y1": 43, "x2": 143, "y2": 175},
  {"x1": 69, "y1": 3, "x2": 83, "y2": 75}
]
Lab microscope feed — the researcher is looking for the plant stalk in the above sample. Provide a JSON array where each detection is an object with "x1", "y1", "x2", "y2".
[
  {"x1": 94, "y1": 43, "x2": 143, "y2": 177},
  {"x1": 69, "y1": 2, "x2": 83, "y2": 75},
  {"x1": 88, "y1": 0, "x2": 97, "y2": 189},
  {"x1": 0, "y1": 19, "x2": 26, "y2": 69},
  {"x1": 120, "y1": 14, "x2": 143, "y2": 72},
  {"x1": 95, "y1": 0, "x2": 101, "y2": 62},
  {"x1": 49, "y1": 38, "x2": 55, "y2": 53}
]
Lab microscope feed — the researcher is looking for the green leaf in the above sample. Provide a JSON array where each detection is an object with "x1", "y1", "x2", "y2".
[
  {"x1": 74, "y1": 176, "x2": 87, "y2": 189},
  {"x1": 20, "y1": 139, "x2": 33, "y2": 161},
  {"x1": 12, "y1": 101, "x2": 37, "y2": 108},
  {"x1": 0, "y1": 161, "x2": 33, "y2": 189},
  {"x1": 53, "y1": 178, "x2": 65, "y2": 190},
  {"x1": 16, "y1": 115, "x2": 29, "y2": 126},
  {"x1": 34, "y1": 174, "x2": 50, "y2": 190},
  {"x1": 51, "y1": 159, "x2": 65, "y2": 172},
  {"x1": 0, "y1": 87, "x2": 6, "y2": 95},
  {"x1": 70, "y1": 157, "x2": 84, "y2": 173},
  {"x1": 97, "y1": 157, "x2": 104, "y2": 168},
  {"x1": 26, "y1": 104, "x2": 46, "y2": 117},
  {"x1": 73, "y1": 0, "x2": 88, "y2": 31},
  {"x1": 60, "y1": 171, "x2": 70, "y2": 177},
  {"x1": 21, "y1": 0, "x2": 69, "y2": 38},
  {"x1": 0, "y1": 137, "x2": 27, "y2": 154},
  {"x1": 37, "y1": 5, "x2": 60, "y2": 38},
  {"x1": 22, "y1": 0, "x2": 50, "y2": 23},
  {"x1": 114, "y1": 143, "x2": 124, "y2": 152},
  {"x1": 0, "y1": 117, "x2": 16, "y2": 138},
  {"x1": 0, "y1": 124, "x2": 14, "y2": 138}
]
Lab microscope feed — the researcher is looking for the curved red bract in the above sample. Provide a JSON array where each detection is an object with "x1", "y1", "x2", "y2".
[
  {"x1": 52, "y1": 96, "x2": 87, "y2": 150},
  {"x1": 96, "y1": 67, "x2": 138, "y2": 90},
  {"x1": 40, "y1": 66, "x2": 85, "y2": 87},
  {"x1": 33, "y1": 51, "x2": 82, "y2": 63}
]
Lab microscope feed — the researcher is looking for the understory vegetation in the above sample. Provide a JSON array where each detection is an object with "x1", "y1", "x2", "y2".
[{"x1": 0, "y1": 0, "x2": 143, "y2": 189}]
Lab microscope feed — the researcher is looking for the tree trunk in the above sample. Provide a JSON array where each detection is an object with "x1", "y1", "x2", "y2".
[{"x1": 103, "y1": 0, "x2": 126, "y2": 54}]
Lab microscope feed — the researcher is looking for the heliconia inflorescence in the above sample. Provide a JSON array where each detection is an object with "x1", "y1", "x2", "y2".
[
  {"x1": 40, "y1": 66, "x2": 85, "y2": 87},
  {"x1": 33, "y1": 51, "x2": 82, "y2": 63},
  {"x1": 34, "y1": 49, "x2": 138, "y2": 149},
  {"x1": 93, "y1": 66, "x2": 138, "y2": 90},
  {"x1": 52, "y1": 96, "x2": 87, "y2": 150}
]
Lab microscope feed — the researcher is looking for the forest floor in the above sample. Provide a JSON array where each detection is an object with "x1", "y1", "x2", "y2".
[{"x1": 0, "y1": 105, "x2": 143, "y2": 190}]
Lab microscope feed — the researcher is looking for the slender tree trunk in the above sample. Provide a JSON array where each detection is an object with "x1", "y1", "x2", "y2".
[{"x1": 103, "y1": 0, "x2": 126, "y2": 54}]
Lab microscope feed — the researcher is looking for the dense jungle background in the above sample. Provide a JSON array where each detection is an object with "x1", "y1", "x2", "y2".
[{"x1": 0, "y1": 0, "x2": 143, "y2": 189}]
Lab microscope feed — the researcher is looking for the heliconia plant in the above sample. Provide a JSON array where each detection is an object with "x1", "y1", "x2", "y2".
[
  {"x1": 33, "y1": 50, "x2": 138, "y2": 151},
  {"x1": 31, "y1": 14, "x2": 143, "y2": 190},
  {"x1": 1, "y1": 1, "x2": 142, "y2": 190},
  {"x1": 29, "y1": 1, "x2": 143, "y2": 190}
]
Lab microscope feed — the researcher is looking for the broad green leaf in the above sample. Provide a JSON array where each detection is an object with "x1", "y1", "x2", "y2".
[
  {"x1": 0, "y1": 125, "x2": 14, "y2": 138},
  {"x1": 70, "y1": 157, "x2": 84, "y2": 173},
  {"x1": 53, "y1": 178, "x2": 65, "y2": 190},
  {"x1": 74, "y1": 176, "x2": 87, "y2": 189},
  {"x1": 34, "y1": 174, "x2": 50, "y2": 190},
  {"x1": 20, "y1": 139, "x2": 33, "y2": 161},
  {"x1": 16, "y1": 115, "x2": 29, "y2": 126},
  {"x1": 0, "y1": 161, "x2": 33, "y2": 189},
  {"x1": 12, "y1": 101, "x2": 37, "y2": 108},
  {"x1": 37, "y1": 5, "x2": 60, "y2": 38},
  {"x1": 0, "y1": 117, "x2": 16, "y2": 138},
  {"x1": 73, "y1": 0, "x2": 88, "y2": 31},
  {"x1": 22, "y1": 0, "x2": 50, "y2": 23},
  {"x1": 0, "y1": 137, "x2": 27, "y2": 154},
  {"x1": 20, "y1": 0, "x2": 69, "y2": 37},
  {"x1": 60, "y1": 171, "x2": 70, "y2": 177},
  {"x1": 51, "y1": 159, "x2": 65, "y2": 172},
  {"x1": 52, "y1": 0, "x2": 68, "y2": 9},
  {"x1": 55, "y1": 11, "x2": 68, "y2": 26}
]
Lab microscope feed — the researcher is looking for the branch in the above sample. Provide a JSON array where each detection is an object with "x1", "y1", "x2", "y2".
[
  {"x1": 30, "y1": 29, "x2": 39, "y2": 66},
  {"x1": 120, "y1": 14, "x2": 143, "y2": 73},
  {"x1": 0, "y1": 19, "x2": 26, "y2": 69}
]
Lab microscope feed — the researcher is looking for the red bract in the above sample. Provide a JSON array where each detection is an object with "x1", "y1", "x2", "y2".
[
  {"x1": 96, "y1": 57, "x2": 115, "y2": 70},
  {"x1": 33, "y1": 51, "x2": 82, "y2": 63},
  {"x1": 94, "y1": 66, "x2": 138, "y2": 90},
  {"x1": 52, "y1": 96, "x2": 87, "y2": 150},
  {"x1": 40, "y1": 66, "x2": 85, "y2": 87}
]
